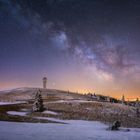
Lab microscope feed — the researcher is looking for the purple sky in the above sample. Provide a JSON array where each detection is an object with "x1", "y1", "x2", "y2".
[{"x1": 0, "y1": 0, "x2": 140, "y2": 99}]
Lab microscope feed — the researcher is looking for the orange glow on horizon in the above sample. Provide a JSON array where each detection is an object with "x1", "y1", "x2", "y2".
[{"x1": 0, "y1": 80, "x2": 139, "y2": 100}]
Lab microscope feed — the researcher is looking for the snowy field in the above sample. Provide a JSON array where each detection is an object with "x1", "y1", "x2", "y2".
[
  {"x1": 0, "y1": 101, "x2": 26, "y2": 105},
  {"x1": 7, "y1": 111, "x2": 27, "y2": 116},
  {"x1": 0, "y1": 120, "x2": 140, "y2": 140},
  {"x1": 43, "y1": 110, "x2": 59, "y2": 115}
]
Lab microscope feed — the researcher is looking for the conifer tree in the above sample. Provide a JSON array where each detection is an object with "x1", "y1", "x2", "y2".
[
  {"x1": 33, "y1": 90, "x2": 44, "y2": 112},
  {"x1": 135, "y1": 98, "x2": 139, "y2": 117}
]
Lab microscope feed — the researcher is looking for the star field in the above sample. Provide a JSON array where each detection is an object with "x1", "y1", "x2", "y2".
[{"x1": 0, "y1": 0, "x2": 140, "y2": 98}]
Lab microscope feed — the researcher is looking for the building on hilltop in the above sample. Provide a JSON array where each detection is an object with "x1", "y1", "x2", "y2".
[{"x1": 43, "y1": 77, "x2": 47, "y2": 89}]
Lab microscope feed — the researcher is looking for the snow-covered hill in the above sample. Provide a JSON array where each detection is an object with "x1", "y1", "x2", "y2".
[
  {"x1": 0, "y1": 87, "x2": 139, "y2": 128},
  {"x1": 0, "y1": 87, "x2": 88, "y2": 101}
]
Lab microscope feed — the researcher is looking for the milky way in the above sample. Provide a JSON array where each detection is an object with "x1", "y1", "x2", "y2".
[{"x1": 0, "y1": 0, "x2": 140, "y2": 98}]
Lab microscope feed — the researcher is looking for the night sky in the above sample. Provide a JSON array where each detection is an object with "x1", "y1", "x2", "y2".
[{"x1": 0, "y1": 0, "x2": 140, "y2": 99}]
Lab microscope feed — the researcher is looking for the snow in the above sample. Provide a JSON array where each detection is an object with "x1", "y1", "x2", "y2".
[
  {"x1": 0, "y1": 87, "x2": 29, "y2": 93},
  {"x1": 7, "y1": 111, "x2": 27, "y2": 116},
  {"x1": 48, "y1": 100, "x2": 93, "y2": 103},
  {"x1": 20, "y1": 108, "x2": 29, "y2": 112},
  {"x1": 0, "y1": 120, "x2": 139, "y2": 140},
  {"x1": 35, "y1": 117, "x2": 66, "y2": 123},
  {"x1": 43, "y1": 110, "x2": 58, "y2": 115},
  {"x1": 0, "y1": 101, "x2": 26, "y2": 105}
]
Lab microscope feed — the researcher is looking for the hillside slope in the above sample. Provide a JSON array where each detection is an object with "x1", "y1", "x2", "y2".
[{"x1": 0, "y1": 87, "x2": 88, "y2": 101}]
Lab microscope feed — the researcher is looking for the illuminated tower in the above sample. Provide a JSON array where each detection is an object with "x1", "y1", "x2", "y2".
[{"x1": 43, "y1": 77, "x2": 47, "y2": 89}]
